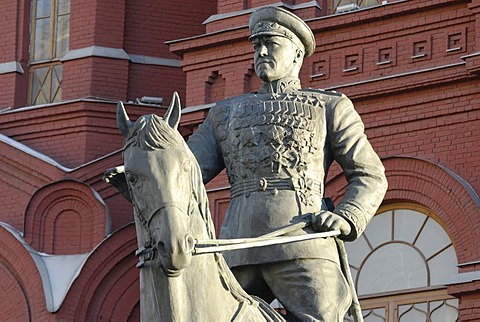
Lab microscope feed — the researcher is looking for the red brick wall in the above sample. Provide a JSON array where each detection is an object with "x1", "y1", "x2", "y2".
[
  {"x1": 0, "y1": 225, "x2": 52, "y2": 320},
  {"x1": 0, "y1": 0, "x2": 29, "y2": 108},
  {"x1": 0, "y1": 74, "x2": 17, "y2": 109},
  {"x1": 69, "y1": 0, "x2": 126, "y2": 49},
  {"x1": 1, "y1": 0, "x2": 479, "y2": 320},
  {"x1": 62, "y1": 57, "x2": 129, "y2": 102},
  {"x1": 124, "y1": 0, "x2": 215, "y2": 59},
  {"x1": 127, "y1": 64, "x2": 187, "y2": 106}
]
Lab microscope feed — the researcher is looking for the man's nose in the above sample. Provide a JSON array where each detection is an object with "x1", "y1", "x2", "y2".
[{"x1": 259, "y1": 44, "x2": 268, "y2": 56}]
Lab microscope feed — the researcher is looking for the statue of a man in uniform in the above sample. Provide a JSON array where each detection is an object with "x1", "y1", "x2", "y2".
[
  {"x1": 186, "y1": 6, "x2": 388, "y2": 321},
  {"x1": 106, "y1": 6, "x2": 387, "y2": 321}
]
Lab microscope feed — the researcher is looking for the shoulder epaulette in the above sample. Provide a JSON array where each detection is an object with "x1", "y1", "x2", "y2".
[{"x1": 301, "y1": 88, "x2": 343, "y2": 97}]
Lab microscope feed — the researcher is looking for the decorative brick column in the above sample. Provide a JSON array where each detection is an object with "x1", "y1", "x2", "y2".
[
  {"x1": 61, "y1": 0, "x2": 129, "y2": 101},
  {"x1": 0, "y1": 0, "x2": 30, "y2": 108},
  {"x1": 463, "y1": 0, "x2": 480, "y2": 74}
]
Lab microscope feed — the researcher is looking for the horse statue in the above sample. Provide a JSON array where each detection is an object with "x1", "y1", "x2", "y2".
[{"x1": 114, "y1": 92, "x2": 285, "y2": 321}]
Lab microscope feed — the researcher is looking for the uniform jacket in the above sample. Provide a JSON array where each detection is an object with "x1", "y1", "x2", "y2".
[{"x1": 187, "y1": 78, "x2": 388, "y2": 267}]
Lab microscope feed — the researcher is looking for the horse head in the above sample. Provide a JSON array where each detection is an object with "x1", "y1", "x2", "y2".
[{"x1": 118, "y1": 92, "x2": 197, "y2": 277}]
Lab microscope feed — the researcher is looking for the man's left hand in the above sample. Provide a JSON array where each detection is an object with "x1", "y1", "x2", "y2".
[{"x1": 312, "y1": 211, "x2": 351, "y2": 237}]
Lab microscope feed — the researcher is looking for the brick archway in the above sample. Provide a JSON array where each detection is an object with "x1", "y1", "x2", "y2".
[
  {"x1": 325, "y1": 156, "x2": 480, "y2": 264},
  {"x1": 57, "y1": 223, "x2": 139, "y2": 321},
  {"x1": 0, "y1": 224, "x2": 49, "y2": 320},
  {"x1": 24, "y1": 180, "x2": 110, "y2": 254}
]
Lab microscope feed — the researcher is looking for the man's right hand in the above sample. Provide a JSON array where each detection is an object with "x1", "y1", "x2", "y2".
[{"x1": 311, "y1": 211, "x2": 351, "y2": 238}]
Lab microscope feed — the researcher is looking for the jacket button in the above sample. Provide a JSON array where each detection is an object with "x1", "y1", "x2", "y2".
[{"x1": 259, "y1": 177, "x2": 268, "y2": 191}]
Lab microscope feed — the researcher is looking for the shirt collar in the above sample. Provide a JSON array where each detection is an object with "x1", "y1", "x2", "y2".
[{"x1": 259, "y1": 77, "x2": 301, "y2": 94}]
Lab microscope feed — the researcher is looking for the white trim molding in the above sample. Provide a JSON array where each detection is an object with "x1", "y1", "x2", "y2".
[
  {"x1": 61, "y1": 46, "x2": 130, "y2": 62},
  {"x1": 203, "y1": 1, "x2": 321, "y2": 25},
  {"x1": 129, "y1": 54, "x2": 181, "y2": 67},
  {"x1": 60, "y1": 45, "x2": 182, "y2": 68},
  {"x1": 0, "y1": 61, "x2": 24, "y2": 75}
]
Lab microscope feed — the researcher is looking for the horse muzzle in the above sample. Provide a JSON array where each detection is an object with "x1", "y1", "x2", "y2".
[{"x1": 157, "y1": 233, "x2": 195, "y2": 277}]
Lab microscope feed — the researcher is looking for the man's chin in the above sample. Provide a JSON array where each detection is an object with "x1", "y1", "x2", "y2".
[{"x1": 256, "y1": 71, "x2": 276, "y2": 83}]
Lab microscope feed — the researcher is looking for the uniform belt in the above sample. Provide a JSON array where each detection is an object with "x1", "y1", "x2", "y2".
[{"x1": 230, "y1": 177, "x2": 322, "y2": 198}]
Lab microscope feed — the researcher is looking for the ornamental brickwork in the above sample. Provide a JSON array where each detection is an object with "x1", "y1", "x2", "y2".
[{"x1": 0, "y1": 0, "x2": 479, "y2": 320}]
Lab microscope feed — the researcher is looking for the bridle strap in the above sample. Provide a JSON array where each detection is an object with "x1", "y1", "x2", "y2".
[{"x1": 145, "y1": 202, "x2": 190, "y2": 229}]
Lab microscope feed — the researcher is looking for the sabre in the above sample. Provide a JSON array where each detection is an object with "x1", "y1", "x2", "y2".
[{"x1": 194, "y1": 229, "x2": 340, "y2": 255}]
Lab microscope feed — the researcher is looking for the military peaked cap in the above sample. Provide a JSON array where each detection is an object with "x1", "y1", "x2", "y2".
[{"x1": 249, "y1": 6, "x2": 316, "y2": 57}]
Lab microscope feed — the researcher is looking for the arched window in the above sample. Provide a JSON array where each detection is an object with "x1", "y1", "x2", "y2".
[{"x1": 344, "y1": 204, "x2": 459, "y2": 321}]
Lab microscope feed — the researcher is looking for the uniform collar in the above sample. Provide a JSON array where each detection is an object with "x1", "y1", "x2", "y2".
[{"x1": 259, "y1": 77, "x2": 301, "y2": 94}]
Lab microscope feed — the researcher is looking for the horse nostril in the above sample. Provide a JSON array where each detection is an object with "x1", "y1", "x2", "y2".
[
  {"x1": 156, "y1": 241, "x2": 167, "y2": 256},
  {"x1": 185, "y1": 234, "x2": 195, "y2": 253}
]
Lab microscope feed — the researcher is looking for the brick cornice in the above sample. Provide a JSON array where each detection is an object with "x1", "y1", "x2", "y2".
[
  {"x1": 307, "y1": 0, "x2": 464, "y2": 31},
  {"x1": 168, "y1": 0, "x2": 466, "y2": 57},
  {"x1": 168, "y1": 26, "x2": 250, "y2": 57},
  {"x1": 326, "y1": 62, "x2": 471, "y2": 99},
  {"x1": 448, "y1": 277, "x2": 480, "y2": 297},
  {"x1": 461, "y1": 52, "x2": 480, "y2": 74},
  {"x1": 468, "y1": 0, "x2": 480, "y2": 11}
]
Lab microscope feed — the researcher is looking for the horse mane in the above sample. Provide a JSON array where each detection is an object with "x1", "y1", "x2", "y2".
[
  {"x1": 124, "y1": 114, "x2": 184, "y2": 151},
  {"x1": 124, "y1": 114, "x2": 216, "y2": 239},
  {"x1": 125, "y1": 114, "x2": 257, "y2": 306}
]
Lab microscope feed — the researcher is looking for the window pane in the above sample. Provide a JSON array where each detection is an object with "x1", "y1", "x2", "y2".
[
  {"x1": 34, "y1": 66, "x2": 51, "y2": 104},
  {"x1": 57, "y1": 0, "x2": 70, "y2": 15},
  {"x1": 336, "y1": 0, "x2": 351, "y2": 8},
  {"x1": 364, "y1": 308, "x2": 386, "y2": 322},
  {"x1": 33, "y1": 71, "x2": 49, "y2": 105},
  {"x1": 30, "y1": 65, "x2": 63, "y2": 105},
  {"x1": 394, "y1": 209, "x2": 425, "y2": 243},
  {"x1": 363, "y1": 211, "x2": 392, "y2": 248},
  {"x1": 36, "y1": 0, "x2": 51, "y2": 18},
  {"x1": 358, "y1": 0, "x2": 380, "y2": 8},
  {"x1": 34, "y1": 66, "x2": 49, "y2": 84},
  {"x1": 430, "y1": 299, "x2": 459, "y2": 322},
  {"x1": 51, "y1": 64, "x2": 63, "y2": 102},
  {"x1": 41, "y1": 68, "x2": 52, "y2": 103},
  {"x1": 428, "y1": 245, "x2": 457, "y2": 285},
  {"x1": 345, "y1": 233, "x2": 371, "y2": 268},
  {"x1": 34, "y1": 92, "x2": 48, "y2": 105},
  {"x1": 31, "y1": 73, "x2": 41, "y2": 104},
  {"x1": 357, "y1": 243, "x2": 427, "y2": 295},
  {"x1": 415, "y1": 218, "x2": 452, "y2": 259},
  {"x1": 398, "y1": 303, "x2": 428, "y2": 322},
  {"x1": 56, "y1": 15, "x2": 70, "y2": 57},
  {"x1": 33, "y1": 17, "x2": 51, "y2": 61}
]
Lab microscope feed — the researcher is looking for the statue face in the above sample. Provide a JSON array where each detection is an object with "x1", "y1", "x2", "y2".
[{"x1": 252, "y1": 35, "x2": 299, "y2": 82}]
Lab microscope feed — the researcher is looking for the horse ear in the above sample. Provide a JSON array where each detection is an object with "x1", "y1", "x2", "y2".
[
  {"x1": 163, "y1": 92, "x2": 181, "y2": 130},
  {"x1": 117, "y1": 101, "x2": 133, "y2": 137}
]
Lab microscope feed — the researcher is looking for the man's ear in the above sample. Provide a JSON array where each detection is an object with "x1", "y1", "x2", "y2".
[{"x1": 294, "y1": 48, "x2": 304, "y2": 63}]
